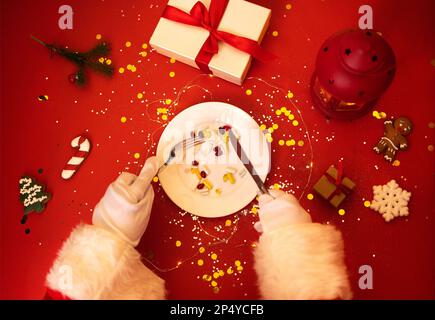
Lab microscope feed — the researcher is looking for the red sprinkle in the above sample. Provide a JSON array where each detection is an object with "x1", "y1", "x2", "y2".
[
  {"x1": 200, "y1": 170, "x2": 207, "y2": 178},
  {"x1": 192, "y1": 160, "x2": 199, "y2": 166},
  {"x1": 197, "y1": 183, "x2": 205, "y2": 190}
]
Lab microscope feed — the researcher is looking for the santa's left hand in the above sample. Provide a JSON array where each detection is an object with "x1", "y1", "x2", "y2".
[{"x1": 92, "y1": 157, "x2": 159, "y2": 247}]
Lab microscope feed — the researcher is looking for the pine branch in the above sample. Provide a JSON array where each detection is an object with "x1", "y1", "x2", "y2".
[{"x1": 31, "y1": 35, "x2": 115, "y2": 86}]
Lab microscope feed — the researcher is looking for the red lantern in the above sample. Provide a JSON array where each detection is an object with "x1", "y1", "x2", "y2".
[{"x1": 310, "y1": 29, "x2": 396, "y2": 120}]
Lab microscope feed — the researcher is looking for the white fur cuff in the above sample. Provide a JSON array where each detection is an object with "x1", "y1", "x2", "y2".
[
  {"x1": 46, "y1": 224, "x2": 165, "y2": 300},
  {"x1": 254, "y1": 223, "x2": 352, "y2": 300}
]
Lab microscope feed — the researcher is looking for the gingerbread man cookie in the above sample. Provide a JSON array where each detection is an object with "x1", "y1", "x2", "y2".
[{"x1": 373, "y1": 117, "x2": 412, "y2": 162}]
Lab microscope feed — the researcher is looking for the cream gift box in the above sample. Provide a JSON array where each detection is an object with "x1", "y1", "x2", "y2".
[{"x1": 149, "y1": 0, "x2": 271, "y2": 85}]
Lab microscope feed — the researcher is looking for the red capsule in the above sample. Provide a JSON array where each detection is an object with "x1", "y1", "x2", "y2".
[
  {"x1": 197, "y1": 183, "x2": 205, "y2": 190},
  {"x1": 200, "y1": 170, "x2": 207, "y2": 178},
  {"x1": 192, "y1": 160, "x2": 199, "y2": 166}
]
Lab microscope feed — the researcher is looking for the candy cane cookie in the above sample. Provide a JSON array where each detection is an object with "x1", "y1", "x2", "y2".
[{"x1": 61, "y1": 135, "x2": 91, "y2": 180}]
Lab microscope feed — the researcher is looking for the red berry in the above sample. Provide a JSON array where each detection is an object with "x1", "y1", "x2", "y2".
[
  {"x1": 219, "y1": 125, "x2": 232, "y2": 134},
  {"x1": 197, "y1": 183, "x2": 205, "y2": 190},
  {"x1": 200, "y1": 171, "x2": 207, "y2": 178},
  {"x1": 214, "y1": 146, "x2": 222, "y2": 156},
  {"x1": 68, "y1": 73, "x2": 77, "y2": 83}
]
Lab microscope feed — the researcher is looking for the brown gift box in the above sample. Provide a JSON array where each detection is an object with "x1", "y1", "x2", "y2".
[
  {"x1": 149, "y1": 0, "x2": 271, "y2": 85},
  {"x1": 313, "y1": 165, "x2": 356, "y2": 207}
]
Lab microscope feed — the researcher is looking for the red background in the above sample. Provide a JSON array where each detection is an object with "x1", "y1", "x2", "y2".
[{"x1": 1, "y1": 0, "x2": 434, "y2": 299}]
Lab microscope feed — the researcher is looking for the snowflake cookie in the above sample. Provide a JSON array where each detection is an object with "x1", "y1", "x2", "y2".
[{"x1": 370, "y1": 180, "x2": 411, "y2": 222}]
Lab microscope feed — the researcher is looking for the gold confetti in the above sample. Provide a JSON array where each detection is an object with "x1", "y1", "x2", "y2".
[
  {"x1": 245, "y1": 89, "x2": 252, "y2": 95},
  {"x1": 137, "y1": 92, "x2": 143, "y2": 99},
  {"x1": 170, "y1": 57, "x2": 176, "y2": 63},
  {"x1": 161, "y1": 114, "x2": 168, "y2": 121},
  {"x1": 428, "y1": 145, "x2": 434, "y2": 152},
  {"x1": 288, "y1": 114, "x2": 295, "y2": 120},
  {"x1": 120, "y1": 116, "x2": 127, "y2": 123},
  {"x1": 133, "y1": 153, "x2": 140, "y2": 159},
  {"x1": 235, "y1": 260, "x2": 241, "y2": 267},
  {"x1": 197, "y1": 259, "x2": 204, "y2": 266},
  {"x1": 213, "y1": 272, "x2": 220, "y2": 279},
  {"x1": 268, "y1": 127, "x2": 274, "y2": 133},
  {"x1": 259, "y1": 124, "x2": 267, "y2": 131},
  {"x1": 286, "y1": 3, "x2": 292, "y2": 10},
  {"x1": 37, "y1": 95, "x2": 48, "y2": 101},
  {"x1": 272, "y1": 123, "x2": 279, "y2": 130},
  {"x1": 152, "y1": 176, "x2": 159, "y2": 182},
  {"x1": 307, "y1": 193, "x2": 314, "y2": 200},
  {"x1": 286, "y1": 139, "x2": 295, "y2": 146},
  {"x1": 298, "y1": 140, "x2": 304, "y2": 147},
  {"x1": 199, "y1": 247, "x2": 205, "y2": 253},
  {"x1": 119, "y1": 67, "x2": 125, "y2": 74},
  {"x1": 125, "y1": 41, "x2": 132, "y2": 47},
  {"x1": 130, "y1": 65, "x2": 137, "y2": 72},
  {"x1": 169, "y1": 71, "x2": 175, "y2": 77},
  {"x1": 237, "y1": 265, "x2": 244, "y2": 271},
  {"x1": 338, "y1": 209, "x2": 346, "y2": 216},
  {"x1": 165, "y1": 99, "x2": 172, "y2": 105},
  {"x1": 142, "y1": 43, "x2": 148, "y2": 49},
  {"x1": 287, "y1": 91, "x2": 294, "y2": 99},
  {"x1": 219, "y1": 270, "x2": 224, "y2": 277},
  {"x1": 225, "y1": 219, "x2": 232, "y2": 227},
  {"x1": 96, "y1": 34, "x2": 102, "y2": 40},
  {"x1": 280, "y1": 107, "x2": 287, "y2": 112},
  {"x1": 211, "y1": 281, "x2": 217, "y2": 287},
  {"x1": 292, "y1": 120, "x2": 299, "y2": 126},
  {"x1": 98, "y1": 57, "x2": 105, "y2": 63},
  {"x1": 275, "y1": 110, "x2": 282, "y2": 116},
  {"x1": 364, "y1": 200, "x2": 371, "y2": 208},
  {"x1": 213, "y1": 287, "x2": 220, "y2": 294},
  {"x1": 227, "y1": 267, "x2": 234, "y2": 274},
  {"x1": 211, "y1": 253, "x2": 217, "y2": 260},
  {"x1": 273, "y1": 183, "x2": 280, "y2": 190},
  {"x1": 272, "y1": 31, "x2": 279, "y2": 37},
  {"x1": 392, "y1": 160, "x2": 400, "y2": 166},
  {"x1": 251, "y1": 206, "x2": 258, "y2": 214},
  {"x1": 175, "y1": 240, "x2": 182, "y2": 247},
  {"x1": 278, "y1": 139, "x2": 285, "y2": 146},
  {"x1": 139, "y1": 51, "x2": 147, "y2": 57},
  {"x1": 202, "y1": 274, "x2": 212, "y2": 281}
]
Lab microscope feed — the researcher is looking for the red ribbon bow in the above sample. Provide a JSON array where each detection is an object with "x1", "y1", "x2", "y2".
[
  {"x1": 326, "y1": 160, "x2": 352, "y2": 201},
  {"x1": 162, "y1": 0, "x2": 275, "y2": 73}
]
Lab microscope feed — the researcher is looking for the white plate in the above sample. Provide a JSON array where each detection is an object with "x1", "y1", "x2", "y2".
[{"x1": 156, "y1": 102, "x2": 270, "y2": 218}]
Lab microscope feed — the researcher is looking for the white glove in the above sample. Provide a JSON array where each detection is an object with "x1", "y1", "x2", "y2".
[
  {"x1": 254, "y1": 190, "x2": 312, "y2": 234},
  {"x1": 92, "y1": 157, "x2": 159, "y2": 247}
]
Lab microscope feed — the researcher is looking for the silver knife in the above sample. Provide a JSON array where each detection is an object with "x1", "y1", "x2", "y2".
[{"x1": 228, "y1": 129, "x2": 271, "y2": 196}]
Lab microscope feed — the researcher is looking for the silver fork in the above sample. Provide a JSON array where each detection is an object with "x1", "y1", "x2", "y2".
[{"x1": 158, "y1": 136, "x2": 206, "y2": 173}]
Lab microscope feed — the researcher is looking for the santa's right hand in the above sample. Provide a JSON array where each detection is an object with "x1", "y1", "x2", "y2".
[{"x1": 254, "y1": 190, "x2": 312, "y2": 234}]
